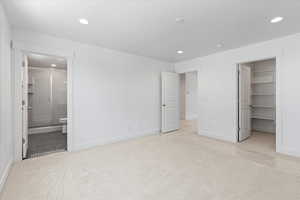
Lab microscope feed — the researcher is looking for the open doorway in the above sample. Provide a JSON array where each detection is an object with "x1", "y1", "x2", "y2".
[
  {"x1": 179, "y1": 71, "x2": 198, "y2": 133},
  {"x1": 22, "y1": 53, "x2": 68, "y2": 159},
  {"x1": 161, "y1": 71, "x2": 198, "y2": 134},
  {"x1": 238, "y1": 58, "x2": 276, "y2": 153}
]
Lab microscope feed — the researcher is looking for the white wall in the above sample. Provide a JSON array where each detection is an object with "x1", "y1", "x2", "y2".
[
  {"x1": 175, "y1": 33, "x2": 300, "y2": 157},
  {"x1": 0, "y1": 3, "x2": 13, "y2": 193},
  {"x1": 12, "y1": 29, "x2": 174, "y2": 151},
  {"x1": 185, "y1": 71, "x2": 198, "y2": 120}
]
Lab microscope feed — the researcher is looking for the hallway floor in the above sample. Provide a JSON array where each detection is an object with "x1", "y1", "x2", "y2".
[{"x1": 1, "y1": 121, "x2": 300, "y2": 200}]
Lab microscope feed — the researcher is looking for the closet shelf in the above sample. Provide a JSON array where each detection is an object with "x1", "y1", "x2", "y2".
[
  {"x1": 252, "y1": 70, "x2": 274, "y2": 73},
  {"x1": 251, "y1": 81, "x2": 274, "y2": 84},
  {"x1": 252, "y1": 93, "x2": 274, "y2": 96},
  {"x1": 252, "y1": 116, "x2": 275, "y2": 120},
  {"x1": 251, "y1": 105, "x2": 275, "y2": 108},
  {"x1": 252, "y1": 129, "x2": 275, "y2": 133}
]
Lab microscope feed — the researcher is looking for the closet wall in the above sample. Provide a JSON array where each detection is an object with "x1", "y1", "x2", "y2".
[{"x1": 251, "y1": 59, "x2": 276, "y2": 133}]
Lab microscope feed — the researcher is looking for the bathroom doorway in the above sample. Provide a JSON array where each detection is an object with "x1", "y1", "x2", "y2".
[{"x1": 22, "y1": 53, "x2": 68, "y2": 158}]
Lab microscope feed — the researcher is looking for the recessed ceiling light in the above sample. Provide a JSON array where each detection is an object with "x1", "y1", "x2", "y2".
[
  {"x1": 175, "y1": 17, "x2": 185, "y2": 24},
  {"x1": 177, "y1": 50, "x2": 184, "y2": 54},
  {"x1": 79, "y1": 18, "x2": 89, "y2": 25},
  {"x1": 270, "y1": 16, "x2": 283, "y2": 23},
  {"x1": 51, "y1": 64, "x2": 57, "y2": 67}
]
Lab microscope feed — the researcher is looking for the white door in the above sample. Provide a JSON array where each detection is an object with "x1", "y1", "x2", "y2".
[
  {"x1": 21, "y1": 55, "x2": 29, "y2": 158},
  {"x1": 238, "y1": 64, "x2": 252, "y2": 141},
  {"x1": 161, "y1": 72, "x2": 180, "y2": 133}
]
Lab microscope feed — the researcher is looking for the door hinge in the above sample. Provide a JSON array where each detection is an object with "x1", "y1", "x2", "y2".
[
  {"x1": 22, "y1": 100, "x2": 25, "y2": 106},
  {"x1": 10, "y1": 40, "x2": 13, "y2": 49},
  {"x1": 22, "y1": 138, "x2": 25, "y2": 144}
]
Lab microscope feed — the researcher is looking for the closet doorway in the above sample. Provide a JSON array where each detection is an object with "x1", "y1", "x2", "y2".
[
  {"x1": 238, "y1": 58, "x2": 276, "y2": 153},
  {"x1": 21, "y1": 53, "x2": 68, "y2": 159}
]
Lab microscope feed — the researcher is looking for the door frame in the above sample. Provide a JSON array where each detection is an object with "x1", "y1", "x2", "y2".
[
  {"x1": 12, "y1": 41, "x2": 74, "y2": 161},
  {"x1": 236, "y1": 55, "x2": 281, "y2": 153},
  {"x1": 21, "y1": 55, "x2": 29, "y2": 158}
]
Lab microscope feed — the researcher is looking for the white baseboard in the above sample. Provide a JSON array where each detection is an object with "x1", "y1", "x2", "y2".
[
  {"x1": 0, "y1": 159, "x2": 12, "y2": 195},
  {"x1": 277, "y1": 145, "x2": 300, "y2": 158},
  {"x1": 29, "y1": 125, "x2": 62, "y2": 134},
  {"x1": 73, "y1": 129, "x2": 160, "y2": 151},
  {"x1": 198, "y1": 130, "x2": 236, "y2": 143}
]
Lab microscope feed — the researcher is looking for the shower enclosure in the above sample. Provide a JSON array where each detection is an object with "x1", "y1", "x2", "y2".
[{"x1": 28, "y1": 67, "x2": 67, "y2": 129}]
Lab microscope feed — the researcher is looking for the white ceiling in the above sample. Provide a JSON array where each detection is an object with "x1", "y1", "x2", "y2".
[
  {"x1": 2, "y1": 0, "x2": 300, "y2": 62},
  {"x1": 28, "y1": 53, "x2": 67, "y2": 69}
]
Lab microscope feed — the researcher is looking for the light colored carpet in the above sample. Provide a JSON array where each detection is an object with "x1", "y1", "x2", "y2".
[{"x1": 1, "y1": 121, "x2": 300, "y2": 200}]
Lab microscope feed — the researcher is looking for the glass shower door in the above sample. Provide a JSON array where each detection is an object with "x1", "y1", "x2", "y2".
[
  {"x1": 29, "y1": 68, "x2": 52, "y2": 127},
  {"x1": 28, "y1": 68, "x2": 67, "y2": 128},
  {"x1": 51, "y1": 69, "x2": 67, "y2": 124}
]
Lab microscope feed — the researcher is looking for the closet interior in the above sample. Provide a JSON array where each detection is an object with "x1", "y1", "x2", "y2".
[{"x1": 250, "y1": 58, "x2": 276, "y2": 134}]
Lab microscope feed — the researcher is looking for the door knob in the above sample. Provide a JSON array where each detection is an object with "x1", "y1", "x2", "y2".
[{"x1": 162, "y1": 104, "x2": 166, "y2": 107}]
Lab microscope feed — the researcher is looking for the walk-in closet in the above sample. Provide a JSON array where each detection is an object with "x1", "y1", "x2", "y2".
[
  {"x1": 251, "y1": 59, "x2": 276, "y2": 133},
  {"x1": 238, "y1": 58, "x2": 276, "y2": 151}
]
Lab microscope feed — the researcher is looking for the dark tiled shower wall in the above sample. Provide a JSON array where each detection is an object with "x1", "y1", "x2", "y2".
[{"x1": 27, "y1": 131, "x2": 67, "y2": 158}]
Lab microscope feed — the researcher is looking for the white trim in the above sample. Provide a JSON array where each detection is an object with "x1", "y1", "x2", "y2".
[
  {"x1": 275, "y1": 53, "x2": 283, "y2": 155},
  {"x1": 29, "y1": 125, "x2": 62, "y2": 134},
  {"x1": 12, "y1": 41, "x2": 74, "y2": 161},
  {"x1": 73, "y1": 129, "x2": 160, "y2": 151},
  {"x1": 277, "y1": 145, "x2": 300, "y2": 158},
  {"x1": 29, "y1": 66, "x2": 67, "y2": 70},
  {"x1": 67, "y1": 53, "x2": 74, "y2": 152},
  {"x1": 0, "y1": 159, "x2": 12, "y2": 194},
  {"x1": 176, "y1": 66, "x2": 200, "y2": 74}
]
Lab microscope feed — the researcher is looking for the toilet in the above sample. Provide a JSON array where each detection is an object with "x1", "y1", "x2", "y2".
[{"x1": 59, "y1": 118, "x2": 67, "y2": 134}]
